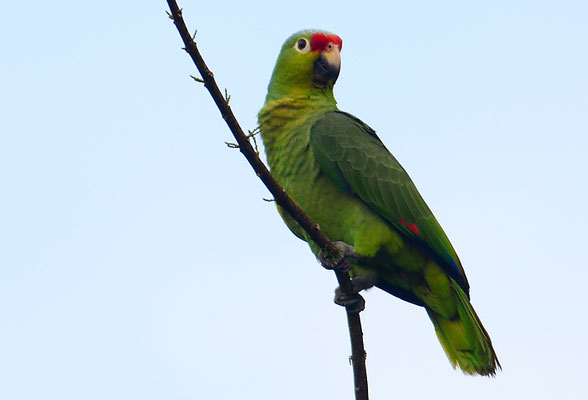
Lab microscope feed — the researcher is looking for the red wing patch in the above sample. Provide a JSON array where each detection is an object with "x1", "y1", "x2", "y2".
[{"x1": 400, "y1": 218, "x2": 421, "y2": 236}]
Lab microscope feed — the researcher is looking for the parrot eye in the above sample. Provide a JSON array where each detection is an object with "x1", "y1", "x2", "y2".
[{"x1": 294, "y1": 38, "x2": 310, "y2": 53}]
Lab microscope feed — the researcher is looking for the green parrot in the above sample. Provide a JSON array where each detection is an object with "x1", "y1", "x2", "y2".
[{"x1": 258, "y1": 30, "x2": 500, "y2": 376}]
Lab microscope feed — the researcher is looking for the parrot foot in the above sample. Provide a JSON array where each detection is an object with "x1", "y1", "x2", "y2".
[
  {"x1": 334, "y1": 275, "x2": 378, "y2": 313},
  {"x1": 318, "y1": 241, "x2": 358, "y2": 273}
]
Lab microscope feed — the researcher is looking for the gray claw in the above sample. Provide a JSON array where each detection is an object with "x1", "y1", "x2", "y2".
[
  {"x1": 318, "y1": 241, "x2": 358, "y2": 272},
  {"x1": 333, "y1": 275, "x2": 377, "y2": 313},
  {"x1": 334, "y1": 289, "x2": 365, "y2": 313}
]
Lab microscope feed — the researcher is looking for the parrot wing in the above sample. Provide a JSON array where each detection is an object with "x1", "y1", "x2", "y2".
[{"x1": 310, "y1": 111, "x2": 470, "y2": 293}]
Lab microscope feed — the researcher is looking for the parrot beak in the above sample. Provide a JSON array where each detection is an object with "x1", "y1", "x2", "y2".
[{"x1": 313, "y1": 44, "x2": 341, "y2": 87}]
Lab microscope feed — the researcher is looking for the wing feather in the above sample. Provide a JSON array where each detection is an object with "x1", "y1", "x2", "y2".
[{"x1": 310, "y1": 111, "x2": 470, "y2": 292}]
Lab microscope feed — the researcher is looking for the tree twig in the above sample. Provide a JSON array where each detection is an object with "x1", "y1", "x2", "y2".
[{"x1": 165, "y1": 2, "x2": 368, "y2": 398}]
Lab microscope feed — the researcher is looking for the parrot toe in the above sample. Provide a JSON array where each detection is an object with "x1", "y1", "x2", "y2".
[
  {"x1": 318, "y1": 241, "x2": 358, "y2": 272},
  {"x1": 334, "y1": 290, "x2": 365, "y2": 313},
  {"x1": 333, "y1": 275, "x2": 377, "y2": 313}
]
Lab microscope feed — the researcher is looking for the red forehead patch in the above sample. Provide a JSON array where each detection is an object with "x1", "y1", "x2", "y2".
[{"x1": 310, "y1": 32, "x2": 343, "y2": 52}]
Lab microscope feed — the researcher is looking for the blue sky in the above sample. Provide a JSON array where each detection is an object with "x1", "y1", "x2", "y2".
[{"x1": 1, "y1": 1, "x2": 587, "y2": 399}]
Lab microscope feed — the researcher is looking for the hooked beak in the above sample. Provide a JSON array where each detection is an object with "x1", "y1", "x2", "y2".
[{"x1": 313, "y1": 44, "x2": 341, "y2": 87}]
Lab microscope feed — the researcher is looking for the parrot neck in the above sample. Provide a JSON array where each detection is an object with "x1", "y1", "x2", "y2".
[
  {"x1": 265, "y1": 81, "x2": 337, "y2": 104},
  {"x1": 258, "y1": 95, "x2": 338, "y2": 137}
]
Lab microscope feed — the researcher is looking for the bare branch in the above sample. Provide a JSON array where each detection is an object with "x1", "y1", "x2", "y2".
[
  {"x1": 165, "y1": 2, "x2": 369, "y2": 398},
  {"x1": 248, "y1": 127, "x2": 260, "y2": 155}
]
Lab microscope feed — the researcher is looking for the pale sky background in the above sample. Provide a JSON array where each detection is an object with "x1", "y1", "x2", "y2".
[{"x1": 1, "y1": 1, "x2": 587, "y2": 399}]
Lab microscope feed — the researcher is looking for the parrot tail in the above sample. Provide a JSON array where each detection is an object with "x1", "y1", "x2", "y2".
[{"x1": 426, "y1": 279, "x2": 501, "y2": 376}]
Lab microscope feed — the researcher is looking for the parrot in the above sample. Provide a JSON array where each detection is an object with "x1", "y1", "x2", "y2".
[{"x1": 257, "y1": 30, "x2": 500, "y2": 376}]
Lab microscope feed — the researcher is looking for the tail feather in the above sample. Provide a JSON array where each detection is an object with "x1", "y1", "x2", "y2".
[{"x1": 426, "y1": 278, "x2": 501, "y2": 376}]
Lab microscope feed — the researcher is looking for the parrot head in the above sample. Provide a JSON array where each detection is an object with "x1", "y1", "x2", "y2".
[{"x1": 266, "y1": 30, "x2": 343, "y2": 100}]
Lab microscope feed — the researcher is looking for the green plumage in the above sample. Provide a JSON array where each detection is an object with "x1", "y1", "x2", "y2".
[{"x1": 258, "y1": 30, "x2": 500, "y2": 376}]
